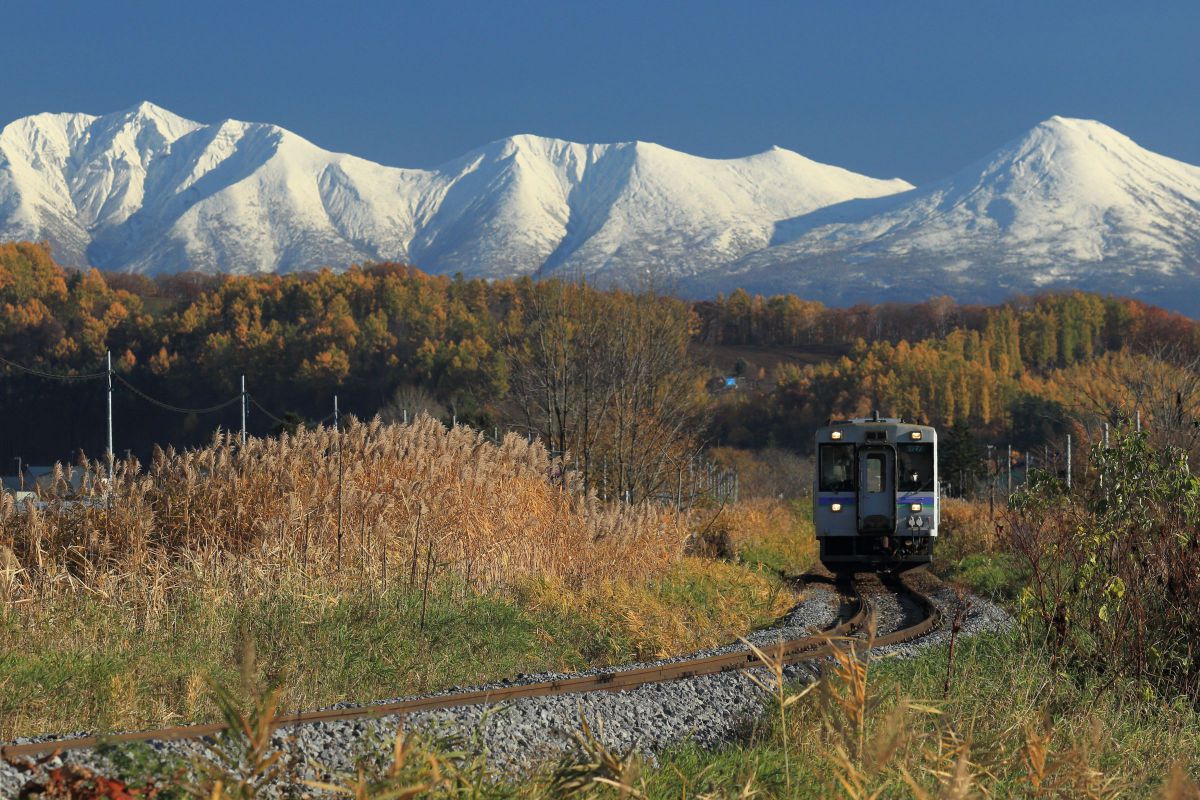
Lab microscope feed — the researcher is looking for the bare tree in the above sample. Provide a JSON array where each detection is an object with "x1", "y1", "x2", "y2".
[
  {"x1": 506, "y1": 281, "x2": 705, "y2": 501},
  {"x1": 378, "y1": 384, "x2": 447, "y2": 425},
  {"x1": 1068, "y1": 344, "x2": 1200, "y2": 462}
]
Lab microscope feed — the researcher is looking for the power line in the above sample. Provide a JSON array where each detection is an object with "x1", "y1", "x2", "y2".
[
  {"x1": 3, "y1": 347, "x2": 337, "y2": 434},
  {"x1": 113, "y1": 373, "x2": 241, "y2": 415},
  {"x1": 0, "y1": 354, "x2": 107, "y2": 381},
  {"x1": 247, "y1": 394, "x2": 290, "y2": 427},
  {"x1": 248, "y1": 395, "x2": 338, "y2": 429}
]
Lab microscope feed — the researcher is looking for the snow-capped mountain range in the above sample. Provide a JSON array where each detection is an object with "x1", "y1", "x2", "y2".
[
  {"x1": 2, "y1": 103, "x2": 1199, "y2": 313},
  {"x1": 709, "y1": 116, "x2": 1200, "y2": 310}
]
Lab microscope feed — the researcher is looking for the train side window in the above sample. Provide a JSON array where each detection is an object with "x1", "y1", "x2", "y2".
[
  {"x1": 819, "y1": 444, "x2": 855, "y2": 492},
  {"x1": 866, "y1": 454, "x2": 884, "y2": 492},
  {"x1": 898, "y1": 443, "x2": 934, "y2": 491}
]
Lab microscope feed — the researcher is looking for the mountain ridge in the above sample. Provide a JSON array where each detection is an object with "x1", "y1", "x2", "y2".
[
  {"x1": 698, "y1": 115, "x2": 1200, "y2": 310},
  {"x1": 2, "y1": 104, "x2": 1200, "y2": 313},
  {"x1": 0, "y1": 102, "x2": 912, "y2": 281}
]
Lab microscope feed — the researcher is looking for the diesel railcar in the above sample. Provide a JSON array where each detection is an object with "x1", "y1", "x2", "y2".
[{"x1": 814, "y1": 416, "x2": 938, "y2": 570}]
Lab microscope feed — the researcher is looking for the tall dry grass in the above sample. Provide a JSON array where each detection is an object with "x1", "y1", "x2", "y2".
[{"x1": 0, "y1": 413, "x2": 688, "y2": 623}]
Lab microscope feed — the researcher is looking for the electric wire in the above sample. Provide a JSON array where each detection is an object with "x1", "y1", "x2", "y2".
[
  {"x1": 247, "y1": 394, "x2": 290, "y2": 426},
  {"x1": 113, "y1": 374, "x2": 241, "y2": 415},
  {"x1": 2, "y1": 349, "x2": 336, "y2": 425},
  {"x1": 0, "y1": 354, "x2": 108, "y2": 381},
  {"x1": 249, "y1": 395, "x2": 338, "y2": 428}
]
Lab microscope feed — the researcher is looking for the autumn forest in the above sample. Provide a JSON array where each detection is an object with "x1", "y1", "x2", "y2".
[{"x1": 2, "y1": 240, "x2": 1199, "y2": 493}]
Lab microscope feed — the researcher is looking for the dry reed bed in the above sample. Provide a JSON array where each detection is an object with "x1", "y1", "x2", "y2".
[{"x1": 0, "y1": 415, "x2": 690, "y2": 611}]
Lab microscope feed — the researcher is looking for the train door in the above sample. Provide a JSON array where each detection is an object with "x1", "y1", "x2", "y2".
[{"x1": 857, "y1": 447, "x2": 895, "y2": 533}]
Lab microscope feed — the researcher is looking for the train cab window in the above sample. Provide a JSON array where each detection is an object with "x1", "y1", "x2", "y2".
[
  {"x1": 819, "y1": 444, "x2": 855, "y2": 491},
  {"x1": 866, "y1": 454, "x2": 885, "y2": 492},
  {"x1": 898, "y1": 443, "x2": 934, "y2": 491}
]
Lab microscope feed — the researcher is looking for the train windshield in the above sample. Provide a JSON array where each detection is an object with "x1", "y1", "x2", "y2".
[
  {"x1": 819, "y1": 444, "x2": 856, "y2": 491},
  {"x1": 898, "y1": 443, "x2": 934, "y2": 491}
]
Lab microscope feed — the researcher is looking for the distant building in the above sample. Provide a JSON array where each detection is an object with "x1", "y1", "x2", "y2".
[{"x1": 0, "y1": 466, "x2": 87, "y2": 496}]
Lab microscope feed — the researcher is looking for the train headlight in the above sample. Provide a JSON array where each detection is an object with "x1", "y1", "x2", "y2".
[
  {"x1": 910, "y1": 503, "x2": 922, "y2": 512},
  {"x1": 831, "y1": 431, "x2": 843, "y2": 440},
  {"x1": 831, "y1": 503, "x2": 843, "y2": 512},
  {"x1": 910, "y1": 431, "x2": 922, "y2": 440}
]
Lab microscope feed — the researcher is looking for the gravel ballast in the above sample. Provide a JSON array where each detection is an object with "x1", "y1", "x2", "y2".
[{"x1": 1, "y1": 578, "x2": 1012, "y2": 796}]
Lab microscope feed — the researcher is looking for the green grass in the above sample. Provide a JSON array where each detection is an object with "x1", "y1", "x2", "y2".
[
  {"x1": 9, "y1": 493, "x2": 1199, "y2": 796},
  {"x1": 1, "y1": 547, "x2": 799, "y2": 743},
  {"x1": 737, "y1": 540, "x2": 794, "y2": 575},
  {"x1": 935, "y1": 550, "x2": 1029, "y2": 601},
  {"x1": 0, "y1": 581, "x2": 641, "y2": 741},
  {"x1": 636, "y1": 631, "x2": 1200, "y2": 798}
]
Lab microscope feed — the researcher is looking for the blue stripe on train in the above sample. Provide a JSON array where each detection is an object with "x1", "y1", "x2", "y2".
[{"x1": 816, "y1": 496, "x2": 935, "y2": 506}]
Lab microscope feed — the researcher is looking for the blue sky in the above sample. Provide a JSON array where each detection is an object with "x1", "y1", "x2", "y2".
[{"x1": 4, "y1": 0, "x2": 1197, "y2": 183}]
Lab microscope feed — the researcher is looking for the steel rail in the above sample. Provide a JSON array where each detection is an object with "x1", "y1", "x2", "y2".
[{"x1": 2, "y1": 572, "x2": 938, "y2": 761}]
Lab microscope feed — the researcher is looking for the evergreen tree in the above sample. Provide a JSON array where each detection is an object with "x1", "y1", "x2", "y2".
[{"x1": 941, "y1": 418, "x2": 985, "y2": 497}]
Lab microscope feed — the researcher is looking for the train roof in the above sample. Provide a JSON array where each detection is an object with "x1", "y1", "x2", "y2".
[
  {"x1": 816, "y1": 417, "x2": 938, "y2": 441},
  {"x1": 821, "y1": 416, "x2": 933, "y2": 427}
]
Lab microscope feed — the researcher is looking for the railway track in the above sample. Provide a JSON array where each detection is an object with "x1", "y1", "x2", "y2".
[{"x1": 2, "y1": 569, "x2": 940, "y2": 762}]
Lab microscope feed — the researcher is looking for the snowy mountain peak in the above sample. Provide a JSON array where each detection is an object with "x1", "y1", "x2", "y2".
[
  {"x1": 2, "y1": 105, "x2": 1199, "y2": 313},
  {"x1": 0, "y1": 104, "x2": 913, "y2": 281},
  {"x1": 719, "y1": 116, "x2": 1200, "y2": 313},
  {"x1": 1037, "y1": 114, "x2": 1125, "y2": 138},
  {"x1": 119, "y1": 100, "x2": 194, "y2": 130}
]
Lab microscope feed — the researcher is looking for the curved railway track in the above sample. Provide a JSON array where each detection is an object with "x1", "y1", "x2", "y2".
[{"x1": 2, "y1": 569, "x2": 940, "y2": 762}]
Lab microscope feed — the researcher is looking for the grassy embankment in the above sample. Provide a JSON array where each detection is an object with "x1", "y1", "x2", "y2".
[
  {"x1": 0, "y1": 418, "x2": 813, "y2": 742},
  {"x1": 627, "y1": 496, "x2": 1200, "y2": 799},
  {"x1": 7, "y1": 426, "x2": 1200, "y2": 797},
  {"x1": 107, "y1": 494, "x2": 1195, "y2": 798}
]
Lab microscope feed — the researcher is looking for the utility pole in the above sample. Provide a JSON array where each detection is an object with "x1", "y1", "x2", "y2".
[
  {"x1": 240, "y1": 374, "x2": 247, "y2": 446},
  {"x1": 986, "y1": 444, "x2": 995, "y2": 518},
  {"x1": 1066, "y1": 434, "x2": 1072, "y2": 490},
  {"x1": 1007, "y1": 444, "x2": 1012, "y2": 495},
  {"x1": 336, "y1": 396, "x2": 344, "y2": 566},
  {"x1": 106, "y1": 350, "x2": 114, "y2": 481}
]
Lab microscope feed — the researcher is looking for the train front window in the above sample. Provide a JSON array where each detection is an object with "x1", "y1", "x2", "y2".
[
  {"x1": 819, "y1": 444, "x2": 855, "y2": 491},
  {"x1": 898, "y1": 443, "x2": 934, "y2": 491},
  {"x1": 866, "y1": 454, "x2": 884, "y2": 492}
]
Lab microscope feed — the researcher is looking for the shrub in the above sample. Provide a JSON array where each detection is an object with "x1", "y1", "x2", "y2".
[{"x1": 1009, "y1": 428, "x2": 1200, "y2": 702}]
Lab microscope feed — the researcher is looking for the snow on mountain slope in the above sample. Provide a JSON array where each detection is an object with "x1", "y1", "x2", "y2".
[
  {"x1": 541, "y1": 141, "x2": 914, "y2": 281},
  {"x1": 703, "y1": 117, "x2": 1200, "y2": 308},
  {"x1": 7, "y1": 106, "x2": 1198, "y2": 313},
  {"x1": 0, "y1": 103, "x2": 912, "y2": 279}
]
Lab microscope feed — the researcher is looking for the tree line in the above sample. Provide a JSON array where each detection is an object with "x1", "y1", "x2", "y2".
[
  {"x1": 4, "y1": 240, "x2": 1200, "y2": 492},
  {"x1": 0, "y1": 243, "x2": 704, "y2": 500}
]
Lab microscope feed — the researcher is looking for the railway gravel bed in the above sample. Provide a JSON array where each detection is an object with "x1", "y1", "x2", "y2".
[{"x1": 1, "y1": 579, "x2": 1012, "y2": 797}]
